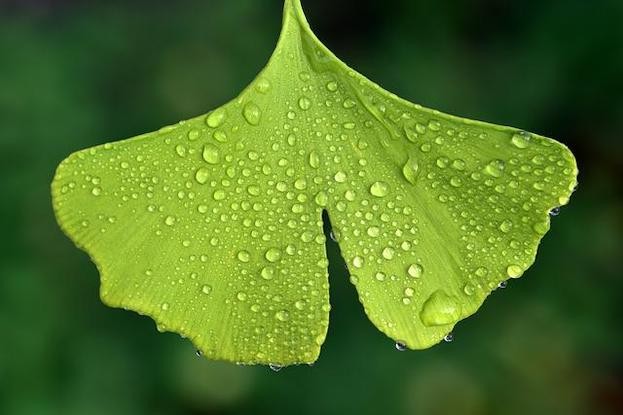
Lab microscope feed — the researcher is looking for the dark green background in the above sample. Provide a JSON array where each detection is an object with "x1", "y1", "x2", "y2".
[{"x1": 1, "y1": 0, "x2": 621, "y2": 414}]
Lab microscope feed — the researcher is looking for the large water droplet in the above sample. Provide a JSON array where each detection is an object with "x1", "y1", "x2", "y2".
[
  {"x1": 402, "y1": 157, "x2": 420, "y2": 185},
  {"x1": 195, "y1": 168, "x2": 209, "y2": 184},
  {"x1": 407, "y1": 264, "x2": 423, "y2": 278},
  {"x1": 275, "y1": 310, "x2": 289, "y2": 321},
  {"x1": 370, "y1": 181, "x2": 389, "y2": 197},
  {"x1": 419, "y1": 290, "x2": 461, "y2": 326},
  {"x1": 206, "y1": 108, "x2": 227, "y2": 128},
  {"x1": 484, "y1": 160, "x2": 505, "y2": 177},
  {"x1": 309, "y1": 151, "x2": 320, "y2": 168},
  {"x1": 506, "y1": 264, "x2": 523, "y2": 278},
  {"x1": 298, "y1": 96, "x2": 312, "y2": 110},
  {"x1": 237, "y1": 250, "x2": 251, "y2": 263},
  {"x1": 314, "y1": 191, "x2": 328, "y2": 207},
  {"x1": 511, "y1": 131, "x2": 530, "y2": 149},
  {"x1": 202, "y1": 144, "x2": 220, "y2": 164},
  {"x1": 243, "y1": 102, "x2": 262, "y2": 125},
  {"x1": 265, "y1": 248, "x2": 282, "y2": 263}
]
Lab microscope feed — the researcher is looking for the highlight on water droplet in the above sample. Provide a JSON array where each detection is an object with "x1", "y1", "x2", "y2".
[
  {"x1": 511, "y1": 131, "x2": 531, "y2": 149},
  {"x1": 395, "y1": 342, "x2": 407, "y2": 352},
  {"x1": 407, "y1": 263, "x2": 423, "y2": 278}
]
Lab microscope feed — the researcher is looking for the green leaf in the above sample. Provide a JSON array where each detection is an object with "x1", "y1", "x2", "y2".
[{"x1": 51, "y1": 0, "x2": 578, "y2": 366}]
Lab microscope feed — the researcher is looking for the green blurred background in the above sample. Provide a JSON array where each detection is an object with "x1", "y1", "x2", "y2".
[{"x1": 1, "y1": 0, "x2": 622, "y2": 414}]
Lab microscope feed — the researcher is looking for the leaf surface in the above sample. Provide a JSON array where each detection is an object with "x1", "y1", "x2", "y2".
[{"x1": 52, "y1": 0, "x2": 578, "y2": 365}]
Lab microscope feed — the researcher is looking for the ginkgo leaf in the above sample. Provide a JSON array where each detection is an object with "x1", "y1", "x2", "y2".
[{"x1": 51, "y1": 0, "x2": 578, "y2": 366}]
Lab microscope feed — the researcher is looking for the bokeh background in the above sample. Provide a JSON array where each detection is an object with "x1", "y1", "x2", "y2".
[{"x1": 1, "y1": 0, "x2": 622, "y2": 414}]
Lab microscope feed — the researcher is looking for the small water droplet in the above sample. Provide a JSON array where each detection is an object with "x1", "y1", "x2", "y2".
[
  {"x1": 91, "y1": 187, "x2": 102, "y2": 196},
  {"x1": 201, "y1": 285, "x2": 212, "y2": 295},
  {"x1": 395, "y1": 342, "x2": 407, "y2": 352},
  {"x1": 326, "y1": 81, "x2": 338, "y2": 92},
  {"x1": 195, "y1": 350, "x2": 202, "y2": 357},
  {"x1": 237, "y1": 292, "x2": 247, "y2": 301},
  {"x1": 499, "y1": 220, "x2": 513, "y2": 233},
  {"x1": 269, "y1": 363, "x2": 283, "y2": 372},
  {"x1": 275, "y1": 310, "x2": 289, "y2": 321},
  {"x1": 164, "y1": 216, "x2": 176, "y2": 226},
  {"x1": 370, "y1": 181, "x2": 389, "y2": 197},
  {"x1": 444, "y1": 332, "x2": 454, "y2": 342},
  {"x1": 161, "y1": 302, "x2": 169, "y2": 311},
  {"x1": 213, "y1": 190, "x2": 226, "y2": 201},
  {"x1": 243, "y1": 102, "x2": 262, "y2": 125},
  {"x1": 549, "y1": 207, "x2": 561, "y2": 217},
  {"x1": 498, "y1": 280, "x2": 508, "y2": 289},
  {"x1": 367, "y1": 226, "x2": 380, "y2": 237}
]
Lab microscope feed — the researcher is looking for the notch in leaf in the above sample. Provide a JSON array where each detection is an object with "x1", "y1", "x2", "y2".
[{"x1": 51, "y1": 0, "x2": 578, "y2": 367}]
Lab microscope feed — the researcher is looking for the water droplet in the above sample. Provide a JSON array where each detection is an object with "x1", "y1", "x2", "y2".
[
  {"x1": 506, "y1": 264, "x2": 523, "y2": 278},
  {"x1": 261, "y1": 266, "x2": 275, "y2": 280},
  {"x1": 202, "y1": 144, "x2": 220, "y2": 164},
  {"x1": 407, "y1": 264, "x2": 423, "y2": 278},
  {"x1": 309, "y1": 151, "x2": 320, "y2": 168},
  {"x1": 164, "y1": 216, "x2": 176, "y2": 226},
  {"x1": 382, "y1": 247, "x2": 395, "y2": 260},
  {"x1": 275, "y1": 310, "x2": 289, "y2": 321},
  {"x1": 367, "y1": 226, "x2": 380, "y2": 237},
  {"x1": 498, "y1": 280, "x2": 508, "y2": 289},
  {"x1": 499, "y1": 220, "x2": 513, "y2": 233},
  {"x1": 237, "y1": 292, "x2": 247, "y2": 301},
  {"x1": 402, "y1": 157, "x2": 420, "y2": 185},
  {"x1": 463, "y1": 283, "x2": 475, "y2": 296},
  {"x1": 444, "y1": 332, "x2": 454, "y2": 342},
  {"x1": 298, "y1": 96, "x2": 312, "y2": 110},
  {"x1": 201, "y1": 285, "x2": 212, "y2": 295},
  {"x1": 243, "y1": 102, "x2": 262, "y2": 125},
  {"x1": 370, "y1": 181, "x2": 389, "y2": 197},
  {"x1": 549, "y1": 207, "x2": 561, "y2": 217},
  {"x1": 161, "y1": 302, "x2": 169, "y2": 311},
  {"x1": 91, "y1": 187, "x2": 102, "y2": 196},
  {"x1": 206, "y1": 108, "x2": 227, "y2": 128},
  {"x1": 395, "y1": 342, "x2": 407, "y2": 352},
  {"x1": 255, "y1": 77, "x2": 271, "y2": 94},
  {"x1": 195, "y1": 168, "x2": 209, "y2": 184},
  {"x1": 511, "y1": 131, "x2": 530, "y2": 149},
  {"x1": 195, "y1": 350, "x2": 202, "y2": 357},
  {"x1": 237, "y1": 250, "x2": 251, "y2": 263},
  {"x1": 314, "y1": 191, "x2": 328, "y2": 207},
  {"x1": 213, "y1": 130, "x2": 227, "y2": 142},
  {"x1": 213, "y1": 190, "x2": 226, "y2": 201},
  {"x1": 265, "y1": 248, "x2": 282, "y2": 263},
  {"x1": 334, "y1": 171, "x2": 347, "y2": 183},
  {"x1": 484, "y1": 159, "x2": 505, "y2": 177},
  {"x1": 420, "y1": 290, "x2": 461, "y2": 326},
  {"x1": 326, "y1": 81, "x2": 338, "y2": 92},
  {"x1": 188, "y1": 129, "x2": 200, "y2": 140},
  {"x1": 352, "y1": 256, "x2": 364, "y2": 268},
  {"x1": 269, "y1": 363, "x2": 283, "y2": 372}
]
